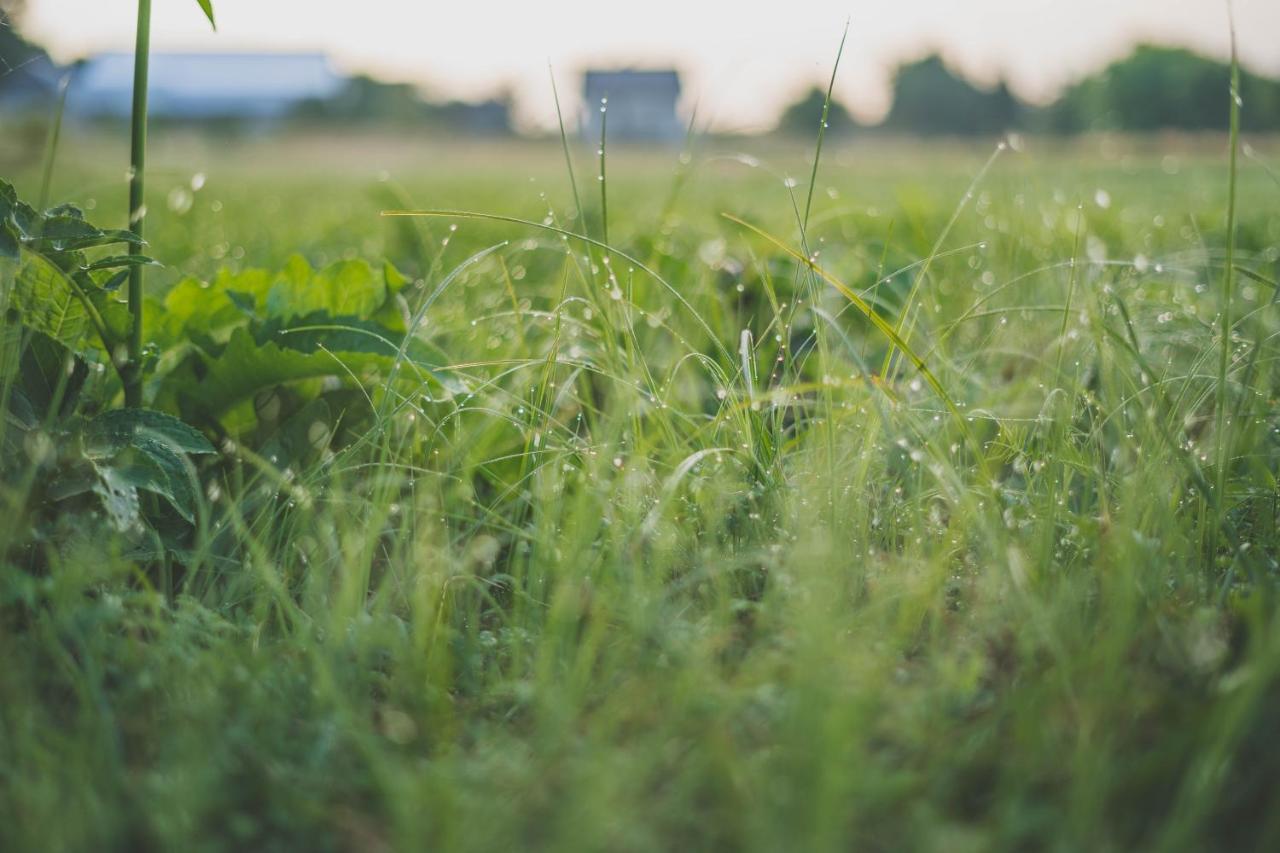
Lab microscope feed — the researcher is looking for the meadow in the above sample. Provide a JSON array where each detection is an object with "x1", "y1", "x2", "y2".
[{"x1": 3, "y1": 126, "x2": 1280, "y2": 850}]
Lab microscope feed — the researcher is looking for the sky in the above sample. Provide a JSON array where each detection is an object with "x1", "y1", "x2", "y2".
[{"x1": 18, "y1": 0, "x2": 1280, "y2": 131}]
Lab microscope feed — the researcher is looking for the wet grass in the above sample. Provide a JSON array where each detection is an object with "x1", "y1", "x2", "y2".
[{"x1": 3, "y1": 128, "x2": 1280, "y2": 850}]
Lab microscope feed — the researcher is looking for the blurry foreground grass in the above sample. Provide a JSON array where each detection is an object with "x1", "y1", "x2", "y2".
[{"x1": 3, "y1": 130, "x2": 1280, "y2": 850}]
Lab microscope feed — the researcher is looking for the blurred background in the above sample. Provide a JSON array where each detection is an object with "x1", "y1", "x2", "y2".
[{"x1": 3, "y1": 0, "x2": 1279, "y2": 152}]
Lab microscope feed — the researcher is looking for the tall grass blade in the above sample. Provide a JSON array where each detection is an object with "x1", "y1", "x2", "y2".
[{"x1": 124, "y1": 0, "x2": 152, "y2": 407}]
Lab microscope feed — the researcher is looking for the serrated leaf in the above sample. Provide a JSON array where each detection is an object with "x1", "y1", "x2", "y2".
[
  {"x1": 113, "y1": 445, "x2": 199, "y2": 522},
  {"x1": 160, "y1": 324, "x2": 460, "y2": 417},
  {"x1": 265, "y1": 257, "x2": 386, "y2": 322},
  {"x1": 84, "y1": 408, "x2": 216, "y2": 458},
  {"x1": 147, "y1": 268, "x2": 269, "y2": 347},
  {"x1": 10, "y1": 251, "x2": 88, "y2": 345}
]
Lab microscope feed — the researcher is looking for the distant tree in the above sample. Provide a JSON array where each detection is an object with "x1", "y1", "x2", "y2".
[
  {"x1": 293, "y1": 74, "x2": 512, "y2": 135},
  {"x1": 883, "y1": 54, "x2": 1023, "y2": 136},
  {"x1": 293, "y1": 75, "x2": 430, "y2": 124},
  {"x1": 776, "y1": 87, "x2": 858, "y2": 137},
  {"x1": 1043, "y1": 45, "x2": 1280, "y2": 133}
]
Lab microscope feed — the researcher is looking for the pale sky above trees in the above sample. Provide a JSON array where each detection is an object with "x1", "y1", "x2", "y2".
[{"x1": 17, "y1": 0, "x2": 1280, "y2": 131}]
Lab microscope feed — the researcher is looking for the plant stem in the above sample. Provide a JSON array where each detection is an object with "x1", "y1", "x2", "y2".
[
  {"x1": 1213, "y1": 23, "x2": 1240, "y2": 534},
  {"x1": 125, "y1": 0, "x2": 152, "y2": 408},
  {"x1": 37, "y1": 75, "x2": 71, "y2": 213},
  {"x1": 598, "y1": 96, "x2": 609, "y2": 250}
]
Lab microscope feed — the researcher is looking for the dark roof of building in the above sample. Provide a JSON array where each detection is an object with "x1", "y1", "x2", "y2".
[
  {"x1": 583, "y1": 69, "x2": 681, "y2": 99},
  {"x1": 67, "y1": 52, "x2": 345, "y2": 118}
]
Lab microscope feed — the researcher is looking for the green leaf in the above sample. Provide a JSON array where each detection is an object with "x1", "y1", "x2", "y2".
[
  {"x1": 82, "y1": 254, "x2": 160, "y2": 272},
  {"x1": 147, "y1": 267, "x2": 271, "y2": 347},
  {"x1": 5, "y1": 388, "x2": 39, "y2": 431},
  {"x1": 109, "y1": 447, "x2": 199, "y2": 522},
  {"x1": 99, "y1": 269, "x2": 131, "y2": 292},
  {"x1": 10, "y1": 251, "x2": 88, "y2": 346},
  {"x1": 84, "y1": 408, "x2": 216, "y2": 459},
  {"x1": 0, "y1": 222, "x2": 18, "y2": 261},
  {"x1": 9, "y1": 201, "x2": 41, "y2": 241},
  {"x1": 264, "y1": 257, "x2": 386, "y2": 322},
  {"x1": 45, "y1": 203, "x2": 85, "y2": 220},
  {"x1": 384, "y1": 260, "x2": 410, "y2": 295},
  {"x1": 92, "y1": 465, "x2": 141, "y2": 532},
  {"x1": 88, "y1": 290, "x2": 132, "y2": 346},
  {"x1": 14, "y1": 329, "x2": 88, "y2": 420},
  {"x1": 35, "y1": 214, "x2": 103, "y2": 245},
  {"x1": 195, "y1": 0, "x2": 217, "y2": 29},
  {"x1": 160, "y1": 325, "x2": 460, "y2": 418}
]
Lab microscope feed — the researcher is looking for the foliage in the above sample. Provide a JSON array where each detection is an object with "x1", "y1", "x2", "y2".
[
  {"x1": 1043, "y1": 44, "x2": 1280, "y2": 133},
  {"x1": 149, "y1": 253, "x2": 462, "y2": 426},
  {"x1": 292, "y1": 75, "x2": 513, "y2": 135},
  {"x1": 4, "y1": 78, "x2": 1280, "y2": 852},
  {"x1": 776, "y1": 87, "x2": 859, "y2": 136},
  {"x1": 883, "y1": 53, "x2": 1022, "y2": 136}
]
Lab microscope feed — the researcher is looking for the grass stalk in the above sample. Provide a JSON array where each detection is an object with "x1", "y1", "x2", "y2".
[
  {"x1": 1213, "y1": 14, "x2": 1241, "y2": 529},
  {"x1": 124, "y1": 0, "x2": 152, "y2": 408}
]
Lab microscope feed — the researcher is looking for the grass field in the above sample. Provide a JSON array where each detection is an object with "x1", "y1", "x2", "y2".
[{"x1": 3, "y1": 127, "x2": 1280, "y2": 850}]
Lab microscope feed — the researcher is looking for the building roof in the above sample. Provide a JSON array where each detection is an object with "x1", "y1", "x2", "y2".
[
  {"x1": 583, "y1": 69, "x2": 681, "y2": 99},
  {"x1": 67, "y1": 52, "x2": 345, "y2": 118}
]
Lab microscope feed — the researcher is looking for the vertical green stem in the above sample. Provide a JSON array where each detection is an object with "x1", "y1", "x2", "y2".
[
  {"x1": 37, "y1": 76, "x2": 71, "y2": 212},
  {"x1": 598, "y1": 96, "x2": 609, "y2": 250},
  {"x1": 1213, "y1": 36, "x2": 1240, "y2": 525},
  {"x1": 125, "y1": 0, "x2": 152, "y2": 408}
]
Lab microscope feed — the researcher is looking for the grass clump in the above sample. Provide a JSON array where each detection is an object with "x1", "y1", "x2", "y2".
[{"x1": 2, "y1": 101, "x2": 1280, "y2": 849}]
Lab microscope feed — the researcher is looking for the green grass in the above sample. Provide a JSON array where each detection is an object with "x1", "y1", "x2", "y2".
[{"x1": 3, "y1": 128, "x2": 1280, "y2": 850}]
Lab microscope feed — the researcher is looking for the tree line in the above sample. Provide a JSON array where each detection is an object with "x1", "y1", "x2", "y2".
[
  {"x1": 779, "y1": 45, "x2": 1280, "y2": 137},
  {"x1": 3, "y1": 4, "x2": 1277, "y2": 137}
]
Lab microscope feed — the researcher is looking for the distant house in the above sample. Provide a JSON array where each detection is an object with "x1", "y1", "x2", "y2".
[
  {"x1": 65, "y1": 53, "x2": 345, "y2": 120},
  {"x1": 581, "y1": 69, "x2": 682, "y2": 142}
]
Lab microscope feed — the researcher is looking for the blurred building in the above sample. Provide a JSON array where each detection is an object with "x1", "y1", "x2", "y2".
[
  {"x1": 581, "y1": 69, "x2": 682, "y2": 142},
  {"x1": 65, "y1": 53, "x2": 345, "y2": 121}
]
